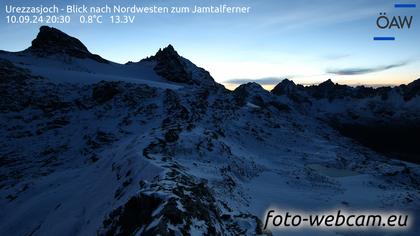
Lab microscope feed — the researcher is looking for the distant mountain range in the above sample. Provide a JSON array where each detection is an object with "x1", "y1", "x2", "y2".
[{"x1": 0, "y1": 26, "x2": 419, "y2": 236}]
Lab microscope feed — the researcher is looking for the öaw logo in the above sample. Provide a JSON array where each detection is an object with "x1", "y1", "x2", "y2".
[{"x1": 374, "y1": 3, "x2": 416, "y2": 41}]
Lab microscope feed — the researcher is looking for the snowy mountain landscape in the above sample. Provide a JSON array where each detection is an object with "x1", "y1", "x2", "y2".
[{"x1": 0, "y1": 26, "x2": 419, "y2": 236}]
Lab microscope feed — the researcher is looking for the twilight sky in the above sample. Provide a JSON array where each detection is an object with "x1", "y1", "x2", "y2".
[{"x1": 1, "y1": 0, "x2": 419, "y2": 89}]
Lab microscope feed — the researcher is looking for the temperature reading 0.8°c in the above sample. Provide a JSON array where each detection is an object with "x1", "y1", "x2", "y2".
[{"x1": 80, "y1": 15, "x2": 103, "y2": 24}]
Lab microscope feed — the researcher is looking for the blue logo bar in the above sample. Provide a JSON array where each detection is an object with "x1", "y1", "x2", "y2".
[
  {"x1": 394, "y1": 4, "x2": 416, "y2": 8},
  {"x1": 373, "y1": 37, "x2": 396, "y2": 41}
]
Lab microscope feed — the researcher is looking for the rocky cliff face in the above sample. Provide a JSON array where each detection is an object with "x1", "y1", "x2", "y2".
[
  {"x1": 27, "y1": 26, "x2": 108, "y2": 63},
  {"x1": 148, "y1": 45, "x2": 193, "y2": 84},
  {"x1": 139, "y1": 44, "x2": 219, "y2": 88}
]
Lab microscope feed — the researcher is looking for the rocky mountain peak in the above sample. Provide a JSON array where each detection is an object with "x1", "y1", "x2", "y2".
[
  {"x1": 403, "y1": 78, "x2": 420, "y2": 100},
  {"x1": 407, "y1": 78, "x2": 420, "y2": 89},
  {"x1": 143, "y1": 44, "x2": 181, "y2": 63},
  {"x1": 155, "y1": 44, "x2": 179, "y2": 60},
  {"x1": 31, "y1": 26, "x2": 88, "y2": 53},
  {"x1": 307, "y1": 79, "x2": 357, "y2": 100},
  {"x1": 28, "y1": 26, "x2": 108, "y2": 63},
  {"x1": 319, "y1": 79, "x2": 335, "y2": 87},
  {"x1": 140, "y1": 44, "x2": 193, "y2": 84},
  {"x1": 235, "y1": 82, "x2": 266, "y2": 93},
  {"x1": 281, "y1": 78, "x2": 295, "y2": 85},
  {"x1": 233, "y1": 82, "x2": 270, "y2": 106},
  {"x1": 271, "y1": 79, "x2": 297, "y2": 95}
]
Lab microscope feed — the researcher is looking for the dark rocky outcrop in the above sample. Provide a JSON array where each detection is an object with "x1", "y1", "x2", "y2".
[
  {"x1": 92, "y1": 81, "x2": 122, "y2": 104},
  {"x1": 271, "y1": 79, "x2": 297, "y2": 96},
  {"x1": 402, "y1": 78, "x2": 420, "y2": 101},
  {"x1": 333, "y1": 122, "x2": 420, "y2": 164},
  {"x1": 271, "y1": 79, "x2": 311, "y2": 104},
  {"x1": 0, "y1": 59, "x2": 40, "y2": 83},
  {"x1": 305, "y1": 79, "x2": 354, "y2": 100},
  {"x1": 28, "y1": 26, "x2": 108, "y2": 63},
  {"x1": 143, "y1": 45, "x2": 193, "y2": 84},
  {"x1": 233, "y1": 82, "x2": 267, "y2": 106},
  {"x1": 101, "y1": 193, "x2": 163, "y2": 236},
  {"x1": 140, "y1": 45, "x2": 220, "y2": 89},
  {"x1": 270, "y1": 79, "x2": 410, "y2": 102}
]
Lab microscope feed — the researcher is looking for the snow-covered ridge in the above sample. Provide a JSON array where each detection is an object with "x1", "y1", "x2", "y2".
[{"x1": 0, "y1": 26, "x2": 219, "y2": 90}]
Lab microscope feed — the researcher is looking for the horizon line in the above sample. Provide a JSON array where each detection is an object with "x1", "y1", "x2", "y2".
[{"x1": 222, "y1": 79, "x2": 419, "y2": 91}]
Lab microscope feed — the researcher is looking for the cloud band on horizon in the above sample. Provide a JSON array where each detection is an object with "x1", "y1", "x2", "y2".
[{"x1": 327, "y1": 61, "x2": 410, "y2": 75}]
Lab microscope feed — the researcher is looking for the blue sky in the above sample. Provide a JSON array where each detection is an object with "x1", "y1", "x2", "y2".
[{"x1": 1, "y1": 0, "x2": 419, "y2": 89}]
